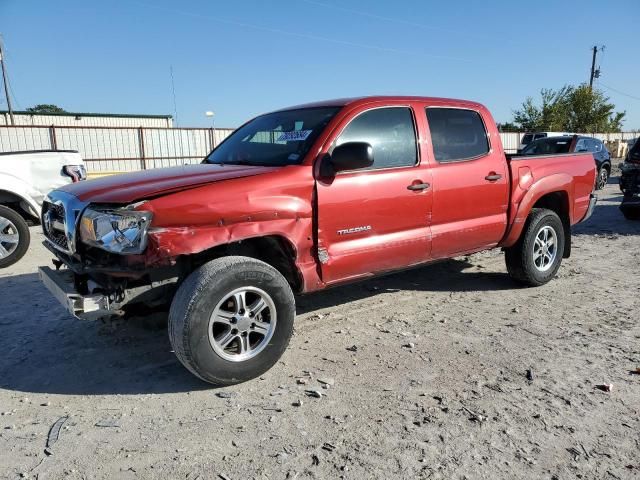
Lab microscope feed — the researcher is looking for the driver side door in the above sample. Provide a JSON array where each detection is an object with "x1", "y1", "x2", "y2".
[{"x1": 315, "y1": 105, "x2": 433, "y2": 284}]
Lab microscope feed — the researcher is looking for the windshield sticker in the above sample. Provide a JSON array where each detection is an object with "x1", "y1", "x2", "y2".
[
  {"x1": 288, "y1": 153, "x2": 300, "y2": 161},
  {"x1": 277, "y1": 130, "x2": 312, "y2": 142}
]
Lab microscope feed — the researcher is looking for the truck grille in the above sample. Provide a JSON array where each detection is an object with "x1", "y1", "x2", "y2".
[{"x1": 42, "y1": 201, "x2": 69, "y2": 250}]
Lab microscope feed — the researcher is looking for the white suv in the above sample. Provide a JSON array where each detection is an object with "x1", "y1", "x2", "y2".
[{"x1": 0, "y1": 150, "x2": 86, "y2": 267}]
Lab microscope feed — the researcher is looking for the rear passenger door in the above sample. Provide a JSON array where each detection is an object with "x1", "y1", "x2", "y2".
[
  {"x1": 316, "y1": 106, "x2": 432, "y2": 284},
  {"x1": 425, "y1": 107, "x2": 509, "y2": 258}
]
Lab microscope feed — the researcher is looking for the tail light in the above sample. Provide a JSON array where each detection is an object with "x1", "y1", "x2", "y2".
[{"x1": 63, "y1": 165, "x2": 87, "y2": 182}]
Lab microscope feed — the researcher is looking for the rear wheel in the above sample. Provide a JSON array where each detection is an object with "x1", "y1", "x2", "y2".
[
  {"x1": 168, "y1": 256, "x2": 295, "y2": 386},
  {"x1": 0, "y1": 205, "x2": 30, "y2": 268},
  {"x1": 505, "y1": 208, "x2": 565, "y2": 286},
  {"x1": 596, "y1": 167, "x2": 609, "y2": 190}
]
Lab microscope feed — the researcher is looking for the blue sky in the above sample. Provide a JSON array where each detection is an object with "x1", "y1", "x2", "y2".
[{"x1": 1, "y1": 0, "x2": 638, "y2": 128}]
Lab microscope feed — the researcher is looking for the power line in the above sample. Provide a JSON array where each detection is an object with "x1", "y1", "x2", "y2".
[
  {"x1": 599, "y1": 82, "x2": 640, "y2": 102},
  {"x1": 134, "y1": 1, "x2": 472, "y2": 63},
  {"x1": 300, "y1": 0, "x2": 487, "y2": 40}
]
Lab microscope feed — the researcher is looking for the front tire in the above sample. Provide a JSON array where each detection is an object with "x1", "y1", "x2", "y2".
[
  {"x1": 169, "y1": 256, "x2": 295, "y2": 386},
  {"x1": 0, "y1": 205, "x2": 30, "y2": 269},
  {"x1": 505, "y1": 208, "x2": 565, "y2": 286}
]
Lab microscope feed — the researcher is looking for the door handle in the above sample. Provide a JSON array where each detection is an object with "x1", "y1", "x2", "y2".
[
  {"x1": 407, "y1": 182, "x2": 431, "y2": 191},
  {"x1": 485, "y1": 173, "x2": 502, "y2": 182}
]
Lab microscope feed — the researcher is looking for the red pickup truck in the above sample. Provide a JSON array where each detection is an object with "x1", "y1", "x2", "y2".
[{"x1": 39, "y1": 96, "x2": 596, "y2": 385}]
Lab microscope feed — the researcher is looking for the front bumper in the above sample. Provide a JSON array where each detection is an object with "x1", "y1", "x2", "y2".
[{"x1": 38, "y1": 266, "x2": 113, "y2": 320}]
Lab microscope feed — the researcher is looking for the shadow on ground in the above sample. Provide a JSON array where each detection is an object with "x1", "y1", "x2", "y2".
[
  {"x1": 0, "y1": 257, "x2": 517, "y2": 396},
  {"x1": 1, "y1": 187, "x2": 636, "y2": 397}
]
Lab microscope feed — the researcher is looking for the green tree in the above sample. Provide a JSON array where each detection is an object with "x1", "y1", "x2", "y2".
[
  {"x1": 497, "y1": 121, "x2": 521, "y2": 132},
  {"x1": 512, "y1": 84, "x2": 625, "y2": 133},
  {"x1": 566, "y1": 85, "x2": 625, "y2": 132},
  {"x1": 25, "y1": 104, "x2": 67, "y2": 114}
]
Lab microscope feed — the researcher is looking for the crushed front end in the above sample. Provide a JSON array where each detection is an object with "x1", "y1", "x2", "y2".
[{"x1": 39, "y1": 190, "x2": 179, "y2": 320}]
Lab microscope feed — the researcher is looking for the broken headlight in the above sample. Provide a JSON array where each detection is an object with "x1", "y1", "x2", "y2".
[{"x1": 79, "y1": 208, "x2": 152, "y2": 254}]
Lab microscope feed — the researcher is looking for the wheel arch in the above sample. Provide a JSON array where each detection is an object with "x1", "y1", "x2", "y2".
[
  {"x1": 0, "y1": 189, "x2": 40, "y2": 221},
  {"x1": 183, "y1": 234, "x2": 304, "y2": 293},
  {"x1": 529, "y1": 191, "x2": 571, "y2": 258},
  {"x1": 500, "y1": 173, "x2": 574, "y2": 256}
]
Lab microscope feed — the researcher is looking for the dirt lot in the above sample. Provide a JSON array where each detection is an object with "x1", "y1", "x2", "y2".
[{"x1": 1, "y1": 180, "x2": 638, "y2": 480}]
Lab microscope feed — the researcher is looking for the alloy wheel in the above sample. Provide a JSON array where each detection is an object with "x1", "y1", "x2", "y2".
[
  {"x1": 0, "y1": 216, "x2": 20, "y2": 260},
  {"x1": 532, "y1": 225, "x2": 558, "y2": 272},
  {"x1": 208, "y1": 286, "x2": 277, "y2": 362}
]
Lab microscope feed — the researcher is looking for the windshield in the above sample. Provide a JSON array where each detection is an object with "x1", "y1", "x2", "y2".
[
  {"x1": 522, "y1": 137, "x2": 572, "y2": 155},
  {"x1": 205, "y1": 107, "x2": 340, "y2": 166}
]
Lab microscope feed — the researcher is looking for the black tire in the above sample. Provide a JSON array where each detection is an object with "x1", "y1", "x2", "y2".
[
  {"x1": 620, "y1": 204, "x2": 640, "y2": 220},
  {"x1": 505, "y1": 208, "x2": 565, "y2": 287},
  {"x1": 169, "y1": 256, "x2": 295, "y2": 386},
  {"x1": 596, "y1": 167, "x2": 609, "y2": 190},
  {"x1": 0, "y1": 205, "x2": 30, "y2": 269}
]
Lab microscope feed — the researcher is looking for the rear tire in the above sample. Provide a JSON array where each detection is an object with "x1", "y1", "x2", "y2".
[
  {"x1": 0, "y1": 205, "x2": 30, "y2": 268},
  {"x1": 169, "y1": 256, "x2": 295, "y2": 386},
  {"x1": 505, "y1": 208, "x2": 565, "y2": 286},
  {"x1": 596, "y1": 167, "x2": 609, "y2": 190}
]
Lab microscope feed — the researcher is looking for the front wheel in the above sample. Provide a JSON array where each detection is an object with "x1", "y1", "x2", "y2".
[
  {"x1": 0, "y1": 205, "x2": 30, "y2": 268},
  {"x1": 505, "y1": 208, "x2": 565, "y2": 286},
  {"x1": 168, "y1": 256, "x2": 295, "y2": 386}
]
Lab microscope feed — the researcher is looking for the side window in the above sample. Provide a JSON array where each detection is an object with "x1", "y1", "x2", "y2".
[
  {"x1": 575, "y1": 138, "x2": 588, "y2": 152},
  {"x1": 336, "y1": 107, "x2": 417, "y2": 169},
  {"x1": 426, "y1": 108, "x2": 489, "y2": 162},
  {"x1": 534, "y1": 133, "x2": 547, "y2": 140},
  {"x1": 589, "y1": 139, "x2": 603, "y2": 152}
]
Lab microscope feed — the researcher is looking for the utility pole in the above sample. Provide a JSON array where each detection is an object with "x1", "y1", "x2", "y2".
[
  {"x1": 589, "y1": 45, "x2": 602, "y2": 89},
  {"x1": 0, "y1": 35, "x2": 15, "y2": 125}
]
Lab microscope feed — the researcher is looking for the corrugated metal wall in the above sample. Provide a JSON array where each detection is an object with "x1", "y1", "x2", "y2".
[{"x1": 0, "y1": 112, "x2": 173, "y2": 128}]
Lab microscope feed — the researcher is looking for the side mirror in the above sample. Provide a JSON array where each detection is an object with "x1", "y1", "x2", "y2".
[{"x1": 328, "y1": 142, "x2": 374, "y2": 173}]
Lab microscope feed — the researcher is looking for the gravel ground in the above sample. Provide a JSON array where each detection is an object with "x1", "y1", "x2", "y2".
[{"x1": 1, "y1": 180, "x2": 639, "y2": 480}]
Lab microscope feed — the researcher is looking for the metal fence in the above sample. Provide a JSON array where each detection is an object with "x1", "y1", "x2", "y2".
[
  {"x1": 1, "y1": 125, "x2": 638, "y2": 173},
  {"x1": 0, "y1": 125, "x2": 235, "y2": 172}
]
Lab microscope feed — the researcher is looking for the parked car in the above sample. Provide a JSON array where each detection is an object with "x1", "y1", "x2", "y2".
[
  {"x1": 620, "y1": 138, "x2": 640, "y2": 219},
  {"x1": 624, "y1": 137, "x2": 639, "y2": 163},
  {"x1": 0, "y1": 150, "x2": 86, "y2": 267},
  {"x1": 520, "y1": 135, "x2": 611, "y2": 190},
  {"x1": 37, "y1": 96, "x2": 596, "y2": 386},
  {"x1": 517, "y1": 131, "x2": 571, "y2": 153}
]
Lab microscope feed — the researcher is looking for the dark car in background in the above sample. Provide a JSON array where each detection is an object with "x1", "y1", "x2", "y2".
[
  {"x1": 520, "y1": 135, "x2": 611, "y2": 190},
  {"x1": 619, "y1": 138, "x2": 640, "y2": 219}
]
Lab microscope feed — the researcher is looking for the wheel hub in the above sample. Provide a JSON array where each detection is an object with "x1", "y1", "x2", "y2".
[
  {"x1": 235, "y1": 315, "x2": 252, "y2": 332},
  {"x1": 532, "y1": 225, "x2": 558, "y2": 273},
  {"x1": 208, "y1": 286, "x2": 277, "y2": 362}
]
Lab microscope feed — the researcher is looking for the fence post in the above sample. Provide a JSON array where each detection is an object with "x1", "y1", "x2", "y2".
[
  {"x1": 49, "y1": 125, "x2": 58, "y2": 150},
  {"x1": 138, "y1": 127, "x2": 147, "y2": 170}
]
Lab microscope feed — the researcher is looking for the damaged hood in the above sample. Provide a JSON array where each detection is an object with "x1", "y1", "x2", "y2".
[{"x1": 59, "y1": 163, "x2": 280, "y2": 203}]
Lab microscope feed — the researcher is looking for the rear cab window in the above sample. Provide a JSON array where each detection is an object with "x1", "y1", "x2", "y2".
[{"x1": 425, "y1": 108, "x2": 489, "y2": 162}]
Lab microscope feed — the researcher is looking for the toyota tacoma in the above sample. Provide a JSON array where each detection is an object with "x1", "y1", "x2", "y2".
[{"x1": 38, "y1": 96, "x2": 597, "y2": 385}]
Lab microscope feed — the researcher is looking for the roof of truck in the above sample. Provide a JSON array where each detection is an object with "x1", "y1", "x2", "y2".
[{"x1": 276, "y1": 96, "x2": 484, "y2": 111}]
